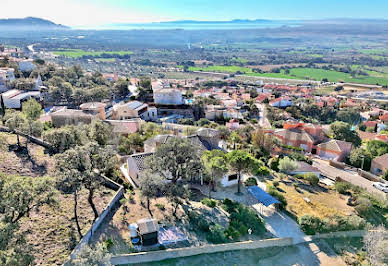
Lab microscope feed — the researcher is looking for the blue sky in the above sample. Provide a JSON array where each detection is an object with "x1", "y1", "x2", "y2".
[{"x1": 1, "y1": 0, "x2": 388, "y2": 27}]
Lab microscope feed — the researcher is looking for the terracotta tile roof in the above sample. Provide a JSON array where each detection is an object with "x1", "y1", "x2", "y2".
[
  {"x1": 380, "y1": 113, "x2": 388, "y2": 122},
  {"x1": 357, "y1": 130, "x2": 377, "y2": 141},
  {"x1": 274, "y1": 129, "x2": 314, "y2": 143},
  {"x1": 317, "y1": 139, "x2": 352, "y2": 153},
  {"x1": 363, "y1": 121, "x2": 377, "y2": 128},
  {"x1": 372, "y1": 153, "x2": 388, "y2": 167},
  {"x1": 376, "y1": 134, "x2": 388, "y2": 143}
]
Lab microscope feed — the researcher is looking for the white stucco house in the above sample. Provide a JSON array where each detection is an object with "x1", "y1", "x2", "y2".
[
  {"x1": 153, "y1": 88, "x2": 183, "y2": 105},
  {"x1": 18, "y1": 59, "x2": 36, "y2": 72},
  {"x1": 2, "y1": 89, "x2": 40, "y2": 109},
  {"x1": 270, "y1": 97, "x2": 293, "y2": 108}
]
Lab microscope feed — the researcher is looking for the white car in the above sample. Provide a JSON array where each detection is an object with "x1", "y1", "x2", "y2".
[{"x1": 372, "y1": 182, "x2": 388, "y2": 193}]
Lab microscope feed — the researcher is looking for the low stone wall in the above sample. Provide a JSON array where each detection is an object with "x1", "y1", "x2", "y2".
[{"x1": 111, "y1": 238, "x2": 293, "y2": 265}]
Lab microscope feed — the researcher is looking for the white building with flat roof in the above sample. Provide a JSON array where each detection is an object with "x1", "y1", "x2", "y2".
[
  {"x1": 153, "y1": 88, "x2": 183, "y2": 105},
  {"x1": 18, "y1": 59, "x2": 36, "y2": 72},
  {"x1": 2, "y1": 89, "x2": 40, "y2": 109}
]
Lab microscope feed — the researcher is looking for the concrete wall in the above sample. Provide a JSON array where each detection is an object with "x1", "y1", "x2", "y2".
[
  {"x1": 304, "y1": 230, "x2": 366, "y2": 242},
  {"x1": 111, "y1": 238, "x2": 293, "y2": 265},
  {"x1": 0, "y1": 126, "x2": 55, "y2": 152},
  {"x1": 68, "y1": 178, "x2": 124, "y2": 261}
]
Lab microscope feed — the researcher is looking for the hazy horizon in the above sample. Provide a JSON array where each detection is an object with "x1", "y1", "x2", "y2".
[{"x1": 1, "y1": 0, "x2": 387, "y2": 28}]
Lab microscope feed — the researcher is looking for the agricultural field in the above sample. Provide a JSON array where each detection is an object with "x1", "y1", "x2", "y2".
[
  {"x1": 95, "y1": 58, "x2": 116, "y2": 62},
  {"x1": 187, "y1": 65, "x2": 388, "y2": 85},
  {"x1": 51, "y1": 49, "x2": 133, "y2": 58}
]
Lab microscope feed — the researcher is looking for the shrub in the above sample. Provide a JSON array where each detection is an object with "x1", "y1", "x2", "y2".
[
  {"x1": 354, "y1": 197, "x2": 372, "y2": 217},
  {"x1": 273, "y1": 180, "x2": 279, "y2": 187},
  {"x1": 245, "y1": 177, "x2": 258, "y2": 186},
  {"x1": 222, "y1": 199, "x2": 266, "y2": 236},
  {"x1": 303, "y1": 173, "x2": 319, "y2": 185},
  {"x1": 201, "y1": 198, "x2": 217, "y2": 208},
  {"x1": 103, "y1": 238, "x2": 114, "y2": 250},
  {"x1": 299, "y1": 215, "x2": 325, "y2": 235},
  {"x1": 268, "y1": 157, "x2": 279, "y2": 171},
  {"x1": 278, "y1": 157, "x2": 298, "y2": 173},
  {"x1": 206, "y1": 224, "x2": 227, "y2": 244},
  {"x1": 155, "y1": 203, "x2": 165, "y2": 211},
  {"x1": 299, "y1": 214, "x2": 366, "y2": 235},
  {"x1": 224, "y1": 226, "x2": 240, "y2": 240},
  {"x1": 256, "y1": 166, "x2": 270, "y2": 176},
  {"x1": 188, "y1": 211, "x2": 212, "y2": 232},
  {"x1": 359, "y1": 124, "x2": 366, "y2": 131},
  {"x1": 335, "y1": 182, "x2": 352, "y2": 194}
]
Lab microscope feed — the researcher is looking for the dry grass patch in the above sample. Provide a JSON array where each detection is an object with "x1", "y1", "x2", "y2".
[{"x1": 274, "y1": 178, "x2": 355, "y2": 219}]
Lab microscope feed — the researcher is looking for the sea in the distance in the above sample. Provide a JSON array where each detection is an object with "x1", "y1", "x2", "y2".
[{"x1": 81, "y1": 21, "x2": 301, "y2": 30}]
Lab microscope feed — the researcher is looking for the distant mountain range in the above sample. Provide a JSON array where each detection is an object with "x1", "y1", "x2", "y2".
[{"x1": 0, "y1": 17, "x2": 69, "y2": 30}]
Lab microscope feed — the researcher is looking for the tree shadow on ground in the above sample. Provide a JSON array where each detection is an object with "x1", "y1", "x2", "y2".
[{"x1": 8, "y1": 144, "x2": 48, "y2": 176}]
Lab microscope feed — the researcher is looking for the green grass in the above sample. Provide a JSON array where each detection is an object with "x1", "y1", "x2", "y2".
[
  {"x1": 246, "y1": 67, "x2": 388, "y2": 85},
  {"x1": 185, "y1": 64, "x2": 388, "y2": 86},
  {"x1": 231, "y1": 57, "x2": 248, "y2": 64},
  {"x1": 52, "y1": 49, "x2": 133, "y2": 58},
  {"x1": 360, "y1": 48, "x2": 388, "y2": 55}
]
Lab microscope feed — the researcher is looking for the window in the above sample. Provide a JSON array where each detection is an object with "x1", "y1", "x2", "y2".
[{"x1": 228, "y1": 174, "x2": 237, "y2": 181}]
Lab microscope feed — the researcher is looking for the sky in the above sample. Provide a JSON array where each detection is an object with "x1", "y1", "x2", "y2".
[{"x1": 1, "y1": 0, "x2": 387, "y2": 28}]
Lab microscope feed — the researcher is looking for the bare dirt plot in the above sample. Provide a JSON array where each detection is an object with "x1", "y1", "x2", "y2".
[
  {"x1": 0, "y1": 132, "x2": 55, "y2": 177},
  {"x1": 0, "y1": 132, "x2": 115, "y2": 265},
  {"x1": 90, "y1": 190, "x2": 232, "y2": 254},
  {"x1": 19, "y1": 188, "x2": 114, "y2": 265}
]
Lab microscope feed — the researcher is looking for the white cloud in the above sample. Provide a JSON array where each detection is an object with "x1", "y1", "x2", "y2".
[{"x1": 0, "y1": 0, "x2": 169, "y2": 27}]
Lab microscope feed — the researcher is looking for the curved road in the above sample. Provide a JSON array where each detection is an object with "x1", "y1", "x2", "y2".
[{"x1": 313, "y1": 158, "x2": 385, "y2": 198}]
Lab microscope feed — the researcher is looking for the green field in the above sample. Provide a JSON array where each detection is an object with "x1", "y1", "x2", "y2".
[
  {"x1": 360, "y1": 48, "x2": 388, "y2": 55},
  {"x1": 52, "y1": 49, "x2": 133, "y2": 58},
  {"x1": 187, "y1": 64, "x2": 388, "y2": 85},
  {"x1": 247, "y1": 68, "x2": 388, "y2": 85}
]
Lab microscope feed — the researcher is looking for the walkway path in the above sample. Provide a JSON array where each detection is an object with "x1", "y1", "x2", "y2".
[{"x1": 252, "y1": 204, "x2": 306, "y2": 244}]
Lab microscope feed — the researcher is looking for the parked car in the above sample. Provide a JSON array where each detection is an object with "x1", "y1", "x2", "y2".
[{"x1": 372, "y1": 182, "x2": 388, "y2": 193}]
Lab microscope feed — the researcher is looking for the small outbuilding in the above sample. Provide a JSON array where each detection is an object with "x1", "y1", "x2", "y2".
[{"x1": 137, "y1": 218, "x2": 159, "y2": 246}]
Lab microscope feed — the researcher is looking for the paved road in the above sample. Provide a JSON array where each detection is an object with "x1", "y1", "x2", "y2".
[
  {"x1": 256, "y1": 103, "x2": 272, "y2": 128},
  {"x1": 312, "y1": 159, "x2": 385, "y2": 197}
]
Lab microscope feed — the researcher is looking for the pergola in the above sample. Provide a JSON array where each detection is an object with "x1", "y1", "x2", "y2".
[{"x1": 247, "y1": 186, "x2": 280, "y2": 213}]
